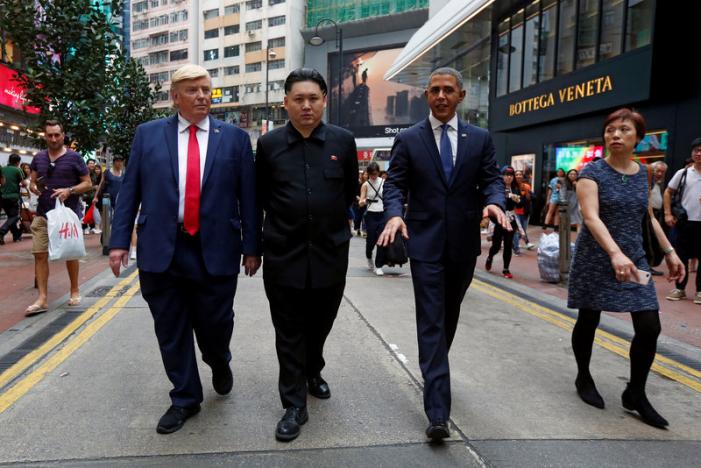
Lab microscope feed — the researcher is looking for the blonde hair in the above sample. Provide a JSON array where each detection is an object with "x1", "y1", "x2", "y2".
[{"x1": 171, "y1": 64, "x2": 210, "y2": 86}]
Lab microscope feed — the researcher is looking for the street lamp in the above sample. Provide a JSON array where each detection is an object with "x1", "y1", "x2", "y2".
[
  {"x1": 309, "y1": 18, "x2": 343, "y2": 126},
  {"x1": 264, "y1": 48, "x2": 277, "y2": 131}
]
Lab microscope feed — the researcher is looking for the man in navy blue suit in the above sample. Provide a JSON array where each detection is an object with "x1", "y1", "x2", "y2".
[
  {"x1": 378, "y1": 67, "x2": 509, "y2": 441},
  {"x1": 109, "y1": 64, "x2": 261, "y2": 434}
]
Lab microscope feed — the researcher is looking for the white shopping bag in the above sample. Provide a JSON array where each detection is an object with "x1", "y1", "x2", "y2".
[{"x1": 47, "y1": 199, "x2": 87, "y2": 261}]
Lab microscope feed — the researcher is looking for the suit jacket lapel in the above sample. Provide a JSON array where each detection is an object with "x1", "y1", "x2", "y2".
[
  {"x1": 419, "y1": 118, "x2": 448, "y2": 187},
  {"x1": 201, "y1": 116, "x2": 222, "y2": 188},
  {"x1": 449, "y1": 120, "x2": 470, "y2": 187},
  {"x1": 164, "y1": 114, "x2": 179, "y2": 186}
]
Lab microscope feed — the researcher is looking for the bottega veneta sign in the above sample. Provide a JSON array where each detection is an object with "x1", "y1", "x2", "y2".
[{"x1": 509, "y1": 75, "x2": 614, "y2": 117}]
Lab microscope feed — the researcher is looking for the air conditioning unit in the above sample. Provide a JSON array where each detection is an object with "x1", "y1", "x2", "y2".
[{"x1": 248, "y1": 30, "x2": 256, "y2": 37}]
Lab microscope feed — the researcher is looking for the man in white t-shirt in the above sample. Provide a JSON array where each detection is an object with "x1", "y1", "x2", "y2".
[{"x1": 663, "y1": 138, "x2": 701, "y2": 303}]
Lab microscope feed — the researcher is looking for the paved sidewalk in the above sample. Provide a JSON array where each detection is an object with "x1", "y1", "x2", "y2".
[{"x1": 0, "y1": 237, "x2": 698, "y2": 466}]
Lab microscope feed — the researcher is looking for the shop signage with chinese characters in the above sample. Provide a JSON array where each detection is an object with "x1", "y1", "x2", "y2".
[{"x1": 491, "y1": 47, "x2": 652, "y2": 132}]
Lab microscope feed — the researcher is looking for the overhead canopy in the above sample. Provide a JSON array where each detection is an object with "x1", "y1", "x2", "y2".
[{"x1": 384, "y1": 0, "x2": 494, "y2": 87}]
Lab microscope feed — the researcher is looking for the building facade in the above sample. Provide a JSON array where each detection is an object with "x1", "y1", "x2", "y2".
[{"x1": 387, "y1": 0, "x2": 701, "y2": 220}]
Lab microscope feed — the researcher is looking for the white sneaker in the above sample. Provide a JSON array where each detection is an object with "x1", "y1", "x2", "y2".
[
  {"x1": 374, "y1": 268, "x2": 384, "y2": 276},
  {"x1": 130, "y1": 250, "x2": 137, "y2": 260},
  {"x1": 84, "y1": 228, "x2": 91, "y2": 235},
  {"x1": 526, "y1": 243, "x2": 536, "y2": 250},
  {"x1": 367, "y1": 258, "x2": 374, "y2": 271},
  {"x1": 92, "y1": 228, "x2": 102, "y2": 234}
]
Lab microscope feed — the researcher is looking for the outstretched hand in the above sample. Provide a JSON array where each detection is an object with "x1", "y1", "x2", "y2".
[{"x1": 483, "y1": 204, "x2": 511, "y2": 231}]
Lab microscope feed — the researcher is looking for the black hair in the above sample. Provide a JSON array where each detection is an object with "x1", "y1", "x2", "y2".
[
  {"x1": 87, "y1": 158, "x2": 96, "y2": 163},
  {"x1": 8, "y1": 153, "x2": 21, "y2": 165},
  {"x1": 366, "y1": 162, "x2": 380, "y2": 174},
  {"x1": 284, "y1": 68, "x2": 328, "y2": 95}
]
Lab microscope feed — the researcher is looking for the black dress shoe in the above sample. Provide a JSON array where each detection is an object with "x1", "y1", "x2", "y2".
[
  {"x1": 575, "y1": 374, "x2": 605, "y2": 409},
  {"x1": 308, "y1": 375, "x2": 330, "y2": 399},
  {"x1": 156, "y1": 404, "x2": 201, "y2": 434},
  {"x1": 622, "y1": 385, "x2": 669, "y2": 429},
  {"x1": 275, "y1": 406, "x2": 308, "y2": 442},
  {"x1": 212, "y1": 365, "x2": 233, "y2": 395},
  {"x1": 426, "y1": 421, "x2": 450, "y2": 441}
]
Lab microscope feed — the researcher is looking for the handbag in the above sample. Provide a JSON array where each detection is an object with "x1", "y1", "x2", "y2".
[
  {"x1": 670, "y1": 168, "x2": 688, "y2": 224},
  {"x1": 643, "y1": 165, "x2": 664, "y2": 267},
  {"x1": 384, "y1": 234, "x2": 408, "y2": 267}
]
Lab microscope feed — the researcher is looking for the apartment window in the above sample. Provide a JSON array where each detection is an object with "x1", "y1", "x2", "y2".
[
  {"x1": 170, "y1": 49, "x2": 188, "y2": 61},
  {"x1": 269, "y1": 0, "x2": 285, "y2": 5},
  {"x1": 496, "y1": 19, "x2": 509, "y2": 97},
  {"x1": 170, "y1": 29, "x2": 188, "y2": 42},
  {"x1": 203, "y1": 8, "x2": 219, "y2": 20},
  {"x1": 208, "y1": 68, "x2": 219, "y2": 78},
  {"x1": 268, "y1": 16, "x2": 285, "y2": 27},
  {"x1": 224, "y1": 25, "x2": 240, "y2": 35},
  {"x1": 599, "y1": 0, "x2": 625, "y2": 60},
  {"x1": 245, "y1": 41, "x2": 262, "y2": 53},
  {"x1": 246, "y1": 20, "x2": 262, "y2": 32},
  {"x1": 149, "y1": 71, "x2": 169, "y2": 84},
  {"x1": 268, "y1": 37, "x2": 285, "y2": 48},
  {"x1": 245, "y1": 62, "x2": 262, "y2": 72},
  {"x1": 222, "y1": 86, "x2": 239, "y2": 103},
  {"x1": 224, "y1": 65, "x2": 240, "y2": 76},
  {"x1": 133, "y1": 38, "x2": 148, "y2": 49},
  {"x1": 152, "y1": 32, "x2": 168, "y2": 46},
  {"x1": 224, "y1": 45, "x2": 240, "y2": 58},
  {"x1": 268, "y1": 59, "x2": 285, "y2": 70},
  {"x1": 133, "y1": 19, "x2": 149, "y2": 31},
  {"x1": 538, "y1": 0, "x2": 557, "y2": 82},
  {"x1": 204, "y1": 49, "x2": 219, "y2": 61},
  {"x1": 204, "y1": 28, "x2": 219, "y2": 39},
  {"x1": 244, "y1": 83, "x2": 262, "y2": 93},
  {"x1": 149, "y1": 50, "x2": 169, "y2": 65},
  {"x1": 224, "y1": 4, "x2": 240, "y2": 14},
  {"x1": 557, "y1": 0, "x2": 577, "y2": 75},
  {"x1": 150, "y1": 0, "x2": 159, "y2": 7},
  {"x1": 267, "y1": 80, "x2": 284, "y2": 91},
  {"x1": 154, "y1": 91, "x2": 170, "y2": 102},
  {"x1": 246, "y1": 0, "x2": 262, "y2": 10},
  {"x1": 133, "y1": 1, "x2": 148, "y2": 13},
  {"x1": 508, "y1": 10, "x2": 523, "y2": 93},
  {"x1": 626, "y1": 0, "x2": 654, "y2": 51}
]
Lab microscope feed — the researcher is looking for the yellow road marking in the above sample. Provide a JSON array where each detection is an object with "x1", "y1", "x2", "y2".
[
  {"x1": 0, "y1": 282, "x2": 140, "y2": 414},
  {"x1": 472, "y1": 279, "x2": 701, "y2": 393},
  {"x1": 0, "y1": 270, "x2": 139, "y2": 389}
]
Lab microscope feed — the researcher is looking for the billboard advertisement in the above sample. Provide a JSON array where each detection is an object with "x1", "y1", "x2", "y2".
[
  {"x1": 0, "y1": 64, "x2": 40, "y2": 114},
  {"x1": 555, "y1": 145, "x2": 603, "y2": 172},
  {"x1": 328, "y1": 46, "x2": 428, "y2": 138}
]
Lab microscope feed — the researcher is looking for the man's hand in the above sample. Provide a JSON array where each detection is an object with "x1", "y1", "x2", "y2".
[
  {"x1": 51, "y1": 187, "x2": 72, "y2": 202},
  {"x1": 377, "y1": 216, "x2": 408, "y2": 247},
  {"x1": 242, "y1": 255, "x2": 261, "y2": 276},
  {"x1": 483, "y1": 204, "x2": 511, "y2": 231},
  {"x1": 664, "y1": 213, "x2": 676, "y2": 227},
  {"x1": 109, "y1": 249, "x2": 129, "y2": 277}
]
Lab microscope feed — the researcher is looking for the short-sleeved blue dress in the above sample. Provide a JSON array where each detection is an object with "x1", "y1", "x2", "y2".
[{"x1": 567, "y1": 159, "x2": 659, "y2": 312}]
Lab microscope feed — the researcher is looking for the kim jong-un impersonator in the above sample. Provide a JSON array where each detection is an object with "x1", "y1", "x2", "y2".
[
  {"x1": 109, "y1": 64, "x2": 261, "y2": 435},
  {"x1": 378, "y1": 67, "x2": 509, "y2": 441}
]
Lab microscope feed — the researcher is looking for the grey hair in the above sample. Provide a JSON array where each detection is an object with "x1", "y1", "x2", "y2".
[
  {"x1": 428, "y1": 67, "x2": 464, "y2": 89},
  {"x1": 651, "y1": 161, "x2": 668, "y2": 170}
]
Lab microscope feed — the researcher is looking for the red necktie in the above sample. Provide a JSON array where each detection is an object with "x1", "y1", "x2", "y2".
[{"x1": 183, "y1": 124, "x2": 200, "y2": 235}]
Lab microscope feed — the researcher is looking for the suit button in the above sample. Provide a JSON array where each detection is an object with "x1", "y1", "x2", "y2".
[
  {"x1": 307, "y1": 189, "x2": 312, "y2": 194},
  {"x1": 307, "y1": 215, "x2": 313, "y2": 221},
  {"x1": 307, "y1": 241, "x2": 312, "y2": 247}
]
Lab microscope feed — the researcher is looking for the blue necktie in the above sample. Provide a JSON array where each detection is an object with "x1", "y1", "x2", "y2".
[{"x1": 440, "y1": 123, "x2": 453, "y2": 180}]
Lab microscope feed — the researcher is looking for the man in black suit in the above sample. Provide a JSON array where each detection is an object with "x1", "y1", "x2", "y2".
[
  {"x1": 378, "y1": 67, "x2": 509, "y2": 441},
  {"x1": 256, "y1": 68, "x2": 359, "y2": 442}
]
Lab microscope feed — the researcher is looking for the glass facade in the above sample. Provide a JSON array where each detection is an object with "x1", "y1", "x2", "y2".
[
  {"x1": 496, "y1": 0, "x2": 655, "y2": 97},
  {"x1": 306, "y1": 0, "x2": 428, "y2": 27}
]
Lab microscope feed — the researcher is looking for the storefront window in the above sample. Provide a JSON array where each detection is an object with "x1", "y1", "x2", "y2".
[
  {"x1": 496, "y1": 18, "x2": 510, "y2": 97},
  {"x1": 557, "y1": 0, "x2": 576, "y2": 75},
  {"x1": 626, "y1": 0, "x2": 654, "y2": 51},
  {"x1": 538, "y1": 0, "x2": 557, "y2": 82},
  {"x1": 509, "y1": 10, "x2": 524, "y2": 93},
  {"x1": 599, "y1": 0, "x2": 625, "y2": 60},
  {"x1": 523, "y1": 3, "x2": 540, "y2": 88},
  {"x1": 576, "y1": 0, "x2": 599, "y2": 69}
]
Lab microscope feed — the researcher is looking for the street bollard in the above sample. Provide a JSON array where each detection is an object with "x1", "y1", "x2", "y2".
[
  {"x1": 558, "y1": 200, "x2": 571, "y2": 283},
  {"x1": 101, "y1": 194, "x2": 112, "y2": 256}
]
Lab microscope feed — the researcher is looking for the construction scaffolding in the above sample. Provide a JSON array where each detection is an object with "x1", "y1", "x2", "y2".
[{"x1": 306, "y1": 0, "x2": 429, "y2": 27}]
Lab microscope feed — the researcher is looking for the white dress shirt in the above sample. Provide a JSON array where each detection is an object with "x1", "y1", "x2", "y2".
[
  {"x1": 429, "y1": 112, "x2": 458, "y2": 165},
  {"x1": 177, "y1": 114, "x2": 209, "y2": 222}
]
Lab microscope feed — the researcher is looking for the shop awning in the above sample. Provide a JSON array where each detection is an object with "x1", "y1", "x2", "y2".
[{"x1": 384, "y1": 0, "x2": 494, "y2": 85}]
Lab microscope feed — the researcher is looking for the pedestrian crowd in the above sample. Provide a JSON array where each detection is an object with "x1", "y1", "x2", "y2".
[{"x1": 1, "y1": 63, "x2": 699, "y2": 443}]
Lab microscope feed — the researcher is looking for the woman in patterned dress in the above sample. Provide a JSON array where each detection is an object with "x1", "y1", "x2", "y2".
[{"x1": 567, "y1": 108, "x2": 685, "y2": 429}]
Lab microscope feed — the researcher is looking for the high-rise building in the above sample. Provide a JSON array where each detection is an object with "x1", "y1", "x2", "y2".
[{"x1": 199, "y1": 0, "x2": 304, "y2": 142}]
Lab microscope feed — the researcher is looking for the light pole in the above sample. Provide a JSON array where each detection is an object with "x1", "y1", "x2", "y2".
[
  {"x1": 264, "y1": 48, "x2": 277, "y2": 131},
  {"x1": 309, "y1": 18, "x2": 343, "y2": 126}
]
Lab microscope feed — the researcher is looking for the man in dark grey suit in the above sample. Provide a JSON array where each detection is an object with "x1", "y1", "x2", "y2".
[{"x1": 379, "y1": 67, "x2": 509, "y2": 441}]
